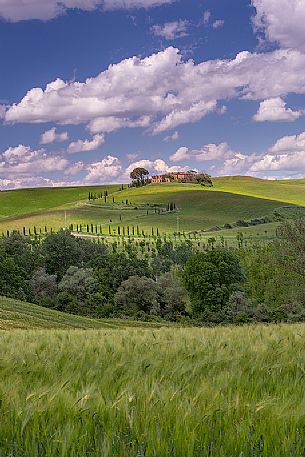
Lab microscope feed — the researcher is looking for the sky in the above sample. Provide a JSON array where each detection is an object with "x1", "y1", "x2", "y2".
[{"x1": 1, "y1": 0, "x2": 305, "y2": 189}]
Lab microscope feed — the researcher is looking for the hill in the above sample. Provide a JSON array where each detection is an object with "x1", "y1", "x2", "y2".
[
  {"x1": 212, "y1": 176, "x2": 305, "y2": 206},
  {"x1": 1, "y1": 176, "x2": 305, "y2": 236},
  {"x1": 0, "y1": 296, "x2": 160, "y2": 330}
]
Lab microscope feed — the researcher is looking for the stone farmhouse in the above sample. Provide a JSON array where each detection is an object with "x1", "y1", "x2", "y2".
[{"x1": 151, "y1": 171, "x2": 198, "y2": 183}]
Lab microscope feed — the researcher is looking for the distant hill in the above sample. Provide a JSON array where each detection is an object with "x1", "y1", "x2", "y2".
[{"x1": 1, "y1": 176, "x2": 305, "y2": 235}]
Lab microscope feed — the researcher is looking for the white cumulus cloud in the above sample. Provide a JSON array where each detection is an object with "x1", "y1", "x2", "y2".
[
  {"x1": 6, "y1": 47, "x2": 305, "y2": 136},
  {"x1": 170, "y1": 143, "x2": 239, "y2": 163},
  {"x1": 40, "y1": 127, "x2": 69, "y2": 144},
  {"x1": 0, "y1": 144, "x2": 69, "y2": 178},
  {"x1": 253, "y1": 97, "x2": 304, "y2": 122},
  {"x1": 67, "y1": 134, "x2": 105, "y2": 153},
  {"x1": 85, "y1": 155, "x2": 122, "y2": 183},
  {"x1": 252, "y1": 0, "x2": 305, "y2": 51}
]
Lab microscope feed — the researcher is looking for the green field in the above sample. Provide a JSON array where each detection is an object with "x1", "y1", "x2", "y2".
[
  {"x1": 1, "y1": 177, "x2": 305, "y2": 236},
  {"x1": 0, "y1": 323, "x2": 304, "y2": 456},
  {"x1": 213, "y1": 176, "x2": 305, "y2": 206},
  {"x1": 0, "y1": 297, "x2": 162, "y2": 330}
]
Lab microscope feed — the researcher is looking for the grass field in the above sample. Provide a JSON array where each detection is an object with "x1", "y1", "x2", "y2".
[
  {"x1": 1, "y1": 177, "x2": 305, "y2": 236},
  {"x1": 0, "y1": 185, "x2": 118, "y2": 218},
  {"x1": 212, "y1": 176, "x2": 305, "y2": 206},
  {"x1": 0, "y1": 297, "x2": 162, "y2": 330},
  {"x1": 0, "y1": 324, "x2": 304, "y2": 456}
]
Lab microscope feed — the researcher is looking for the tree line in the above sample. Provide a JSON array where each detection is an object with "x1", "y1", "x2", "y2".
[{"x1": 0, "y1": 219, "x2": 304, "y2": 324}]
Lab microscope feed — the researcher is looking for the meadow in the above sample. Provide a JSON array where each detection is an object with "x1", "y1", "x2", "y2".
[
  {"x1": 2, "y1": 177, "x2": 305, "y2": 239},
  {"x1": 0, "y1": 324, "x2": 304, "y2": 456},
  {"x1": 0, "y1": 297, "x2": 162, "y2": 330}
]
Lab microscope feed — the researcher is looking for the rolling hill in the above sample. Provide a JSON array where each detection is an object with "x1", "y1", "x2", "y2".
[
  {"x1": 0, "y1": 296, "x2": 161, "y2": 330},
  {"x1": 1, "y1": 176, "x2": 305, "y2": 235}
]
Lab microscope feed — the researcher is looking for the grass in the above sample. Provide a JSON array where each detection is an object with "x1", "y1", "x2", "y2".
[
  {"x1": 0, "y1": 185, "x2": 118, "y2": 219},
  {"x1": 0, "y1": 296, "x2": 163, "y2": 330},
  {"x1": 212, "y1": 176, "x2": 305, "y2": 206},
  {"x1": 0, "y1": 324, "x2": 304, "y2": 456},
  {"x1": 1, "y1": 177, "x2": 305, "y2": 236}
]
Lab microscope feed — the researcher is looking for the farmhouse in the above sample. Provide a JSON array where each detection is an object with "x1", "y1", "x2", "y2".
[{"x1": 151, "y1": 171, "x2": 198, "y2": 183}]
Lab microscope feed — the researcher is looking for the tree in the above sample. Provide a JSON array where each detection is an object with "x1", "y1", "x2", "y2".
[
  {"x1": 158, "y1": 272, "x2": 189, "y2": 320},
  {"x1": 114, "y1": 276, "x2": 159, "y2": 316},
  {"x1": 0, "y1": 255, "x2": 31, "y2": 301},
  {"x1": 58, "y1": 266, "x2": 98, "y2": 300},
  {"x1": 32, "y1": 268, "x2": 57, "y2": 299},
  {"x1": 130, "y1": 167, "x2": 149, "y2": 185},
  {"x1": 183, "y1": 248, "x2": 246, "y2": 315},
  {"x1": 196, "y1": 173, "x2": 213, "y2": 187},
  {"x1": 92, "y1": 252, "x2": 152, "y2": 301}
]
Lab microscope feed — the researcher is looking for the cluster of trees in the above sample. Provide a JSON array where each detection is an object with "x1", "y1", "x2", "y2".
[{"x1": 0, "y1": 219, "x2": 304, "y2": 324}]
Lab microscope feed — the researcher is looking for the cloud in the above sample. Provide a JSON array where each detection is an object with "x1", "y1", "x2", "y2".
[
  {"x1": 85, "y1": 155, "x2": 122, "y2": 183},
  {"x1": 126, "y1": 152, "x2": 139, "y2": 161},
  {"x1": 0, "y1": 0, "x2": 175, "y2": 22},
  {"x1": 170, "y1": 143, "x2": 238, "y2": 163},
  {"x1": 169, "y1": 146, "x2": 189, "y2": 162},
  {"x1": 64, "y1": 161, "x2": 84, "y2": 175},
  {"x1": 151, "y1": 20, "x2": 189, "y2": 40},
  {"x1": 40, "y1": 127, "x2": 69, "y2": 144},
  {"x1": 253, "y1": 97, "x2": 304, "y2": 122},
  {"x1": 89, "y1": 115, "x2": 151, "y2": 134},
  {"x1": 0, "y1": 105, "x2": 6, "y2": 119},
  {"x1": 203, "y1": 11, "x2": 211, "y2": 25},
  {"x1": 67, "y1": 134, "x2": 105, "y2": 153},
  {"x1": 269, "y1": 131, "x2": 305, "y2": 154},
  {"x1": 153, "y1": 100, "x2": 217, "y2": 134},
  {"x1": 212, "y1": 19, "x2": 224, "y2": 29},
  {"x1": 163, "y1": 131, "x2": 179, "y2": 142},
  {"x1": 252, "y1": 0, "x2": 305, "y2": 51},
  {"x1": 124, "y1": 158, "x2": 190, "y2": 179},
  {"x1": 6, "y1": 47, "x2": 305, "y2": 136},
  {"x1": 212, "y1": 132, "x2": 305, "y2": 176},
  {"x1": 0, "y1": 144, "x2": 69, "y2": 178}
]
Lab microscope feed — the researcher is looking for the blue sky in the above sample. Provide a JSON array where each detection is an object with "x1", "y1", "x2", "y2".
[{"x1": 1, "y1": 0, "x2": 305, "y2": 189}]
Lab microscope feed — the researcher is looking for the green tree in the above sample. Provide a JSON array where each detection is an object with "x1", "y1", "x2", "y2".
[
  {"x1": 158, "y1": 272, "x2": 189, "y2": 320},
  {"x1": 183, "y1": 248, "x2": 246, "y2": 315},
  {"x1": 114, "y1": 276, "x2": 159, "y2": 316},
  {"x1": 58, "y1": 266, "x2": 98, "y2": 300},
  {"x1": 130, "y1": 167, "x2": 149, "y2": 185}
]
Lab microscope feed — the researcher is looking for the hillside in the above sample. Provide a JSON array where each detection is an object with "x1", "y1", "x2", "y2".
[
  {"x1": 1, "y1": 176, "x2": 305, "y2": 235},
  {"x1": 212, "y1": 176, "x2": 305, "y2": 206},
  {"x1": 0, "y1": 184, "x2": 118, "y2": 218},
  {"x1": 0, "y1": 296, "x2": 160, "y2": 330}
]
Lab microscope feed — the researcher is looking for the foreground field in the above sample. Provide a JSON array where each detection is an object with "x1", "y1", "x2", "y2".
[
  {"x1": 0, "y1": 324, "x2": 304, "y2": 456},
  {"x1": 0, "y1": 297, "x2": 162, "y2": 330}
]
